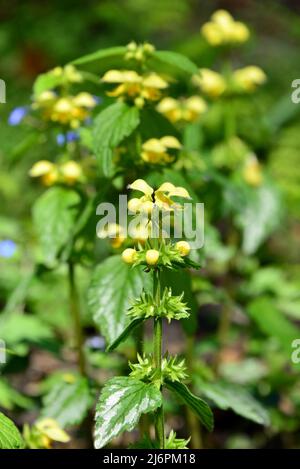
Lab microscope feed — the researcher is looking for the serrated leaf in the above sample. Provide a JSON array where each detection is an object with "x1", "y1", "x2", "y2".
[
  {"x1": 165, "y1": 380, "x2": 213, "y2": 431},
  {"x1": 106, "y1": 317, "x2": 145, "y2": 352},
  {"x1": 71, "y1": 46, "x2": 127, "y2": 66},
  {"x1": 88, "y1": 255, "x2": 152, "y2": 344},
  {"x1": 247, "y1": 297, "x2": 300, "y2": 353},
  {"x1": 0, "y1": 412, "x2": 24, "y2": 449},
  {"x1": 195, "y1": 379, "x2": 270, "y2": 426},
  {"x1": 93, "y1": 102, "x2": 140, "y2": 177},
  {"x1": 41, "y1": 377, "x2": 93, "y2": 427},
  {"x1": 94, "y1": 377, "x2": 162, "y2": 449},
  {"x1": 152, "y1": 51, "x2": 198, "y2": 75},
  {"x1": 32, "y1": 187, "x2": 81, "y2": 267}
]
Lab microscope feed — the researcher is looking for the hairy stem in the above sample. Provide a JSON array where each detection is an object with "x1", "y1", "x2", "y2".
[
  {"x1": 153, "y1": 269, "x2": 165, "y2": 449},
  {"x1": 68, "y1": 261, "x2": 86, "y2": 376},
  {"x1": 186, "y1": 335, "x2": 203, "y2": 448}
]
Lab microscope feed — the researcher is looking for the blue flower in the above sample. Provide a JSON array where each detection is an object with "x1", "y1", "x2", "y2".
[
  {"x1": 56, "y1": 133, "x2": 65, "y2": 146},
  {"x1": 0, "y1": 239, "x2": 17, "y2": 258},
  {"x1": 66, "y1": 131, "x2": 79, "y2": 142},
  {"x1": 85, "y1": 336, "x2": 105, "y2": 350},
  {"x1": 8, "y1": 106, "x2": 28, "y2": 126}
]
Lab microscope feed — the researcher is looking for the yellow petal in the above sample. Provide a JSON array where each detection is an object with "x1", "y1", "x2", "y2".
[
  {"x1": 36, "y1": 418, "x2": 70, "y2": 443},
  {"x1": 72, "y1": 92, "x2": 96, "y2": 108},
  {"x1": 29, "y1": 160, "x2": 55, "y2": 177},
  {"x1": 156, "y1": 97, "x2": 178, "y2": 113},
  {"x1": 129, "y1": 179, "x2": 153, "y2": 196},
  {"x1": 142, "y1": 138, "x2": 165, "y2": 153},
  {"x1": 102, "y1": 70, "x2": 141, "y2": 84},
  {"x1": 185, "y1": 96, "x2": 207, "y2": 114},
  {"x1": 211, "y1": 10, "x2": 234, "y2": 26},
  {"x1": 160, "y1": 136, "x2": 182, "y2": 149},
  {"x1": 142, "y1": 73, "x2": 168, "y2": 89},
  {"x1": 157, "y1": 182, "x2": 176, "y2": 193}
]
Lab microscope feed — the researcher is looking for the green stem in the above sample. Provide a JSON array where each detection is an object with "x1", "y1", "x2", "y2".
[
  {"x1": 153, "y1": 269, "x2": 165, "y2": 449},
  {"x1": 68, "y1": 261, "x2": 86, "y2": 376}
]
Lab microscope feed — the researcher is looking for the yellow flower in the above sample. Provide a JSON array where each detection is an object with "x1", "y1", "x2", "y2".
[
  {"x1": 129, "y1": 221, "x2": 151, "y2": 243},
  {"x1": 29, "y1": 160, "x2": 58, "y2": 186},
  {"x1": 157, "y1": 96, "x2": 207, "y2": 123},
  {"x1": 51, "y1": 64, "x2": 83, "y2": 83},
  {"x1": 233, "y1": 66, "x2": 266, "y2": 92},
  {"x1": 128, "y1": 179, "x2": 191, "y2": 213},
  {"x1": 243, "y1": 155, "x2": 263, "y2": 186},
  {"x1": 192, "y1": 69, "x2": 226, "y2": 98},
  {"x1": 97, "y1": 223, "x2": 126, "y2": 248},
  {"x1": 122, "y1": 248, "x2": 137, "y2": 264},
  {"x1": 125, "y1": 41, "x2": 155, "y2": 62},
  {"x1": 35, "y1": 418, "x2": 70, "y2": 448},
  {"x1": 175, "y1": 241, "x2": 191, "y2": 256},
  {"x1": 141, "y1": 136, "x2": 182, "y2": 164},
  {"x1": 101, "y1": 69, "x2": 168, "y2": 106},
  {"x1": 145, "y1": 249, "x2": 160, "y2": 266},
  {"x1": 60, "y1": 160, "x2": 83, "y2": 185},
  {"x1": 201, "y1": 10, "x2": 250, "y2": 46}
]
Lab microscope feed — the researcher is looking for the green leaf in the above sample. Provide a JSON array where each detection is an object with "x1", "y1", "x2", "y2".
[
  {"x1": 32, "y1": 187, "x2": 81, "y2": 267},
  {"x1": 106, "y1": 318, "x2": 145, "y2": 352},
  {"x1": 0, "y1": 412, "x2": 24, "y2": 449},
  {"x1": 94, "y1": 377, "x2": 162, "y2": 449},
  {"x1": 236, "y1": 183, "x2": 282, "y2": 255},
  {"x1": 165, "y1": 380, "x2": 213, "y2": 431},
  {"x1": 93, "y1": 102, "x2": 140, "y2": 177},
  {"x1": 33, "y1": 72, "x2": 63, "y2": 96},
  {"x1": 71, "y1": 46, "x2": 127, "y2": 66},
  {"x1": 247, "y1": 297, "x2": 300, "y2": 353},
  {"x1": 152, "y1": 50, "x2": 198, "y2": 75},
  {"x1": 195, "y1": 379, "x2": 270, "y2": 426},
  {"x1": 0, "y1": 314, "x2": 53, "y2": 346},
  {"x1": 0, "y1": 378, "x2": 33, "y2": 410},
  {"x1": 41, "y1": 376, "x2": 93, "y2": 427},
  {"x1": 88, "y1": 255, "x2": 152, "y2": 344}
]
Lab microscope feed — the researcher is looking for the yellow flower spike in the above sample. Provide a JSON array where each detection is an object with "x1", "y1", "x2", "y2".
[
  {"x1": 72, "y1": 92, "x2": 97, "y2": 108},
  {"x1": 184, "y1": 96, "x2": 207, "y2": 121},
  {"x1": 128, "y1": 179, "x2": 154, "y2": 196},
  {"x1": 233, "y1": 66, "x2": 266, "y2": 92},
  {"x1": 122, "y1": 248, "x2": 137, "y2": 264},
  {"x1": 243, "y1": 155, "x2": 263, "y2": 186},
  {"x1": 146, "y1": 249, "x2": 160, "y2": 266},
  {"x1": 201, "y1": 9, "x2": 250, "y2": 46},
  {"x1": 175, "y1": 241, "x2": 191, "y2": 257},
  {"x1": 192, "y1": 69, "x2": 226, "y2": 98},
  {"x1": 141, "y1": 137, "x2": 181, "y2": 164},
  {"x1": 35, "y1": 418, "x2": 70, "y2": 444},
  {"x1": 60, "y1": 161, "x2": 82, "y2": 185},
  {"x1": 157, "y1": 96, "x2": 207, "y2": 123}
]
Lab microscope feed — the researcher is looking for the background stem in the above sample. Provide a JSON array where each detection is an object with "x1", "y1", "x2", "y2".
[
  {"x1": 153, "y1": 269, "x2": 165, "y2": 449},
  {"x1": 68, "y1": 261, "x2": 86, "y2": 376}
]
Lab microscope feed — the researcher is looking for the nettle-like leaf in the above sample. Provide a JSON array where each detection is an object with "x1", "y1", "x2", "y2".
[
  {"x1": 88, "y1": 255, "x2": 152, "y2": 344},
  {"x1": 92, "y1": 102, "x2": 140, "y2": 177},
  {"x1": 32, "y1": 187, "x2": 81, "y2": 267},
  {"x1": 0, "y1": 412, "x2": 24, "y2": 449},
  {"x1": 41, "y1": 376, "x2": 93, "y2": 427},
  {"x1": 71, "y1": 46, "x2": 127, "y2": 66},
  {"x1": 94, "y1": 377, "x2": 162, "y2": 449},
  {"x1": 151, "y1": 50, "x2": 198, "y2": 75},
  {"x1": 106, "y1": 317, "x2": 144, "y2": 352},
  {"x1": 195, "y1": 379, "x2": 270, "y2": 426},
  {"x1": 165, "y1": 380, "x2": 213, "y2": 432}
]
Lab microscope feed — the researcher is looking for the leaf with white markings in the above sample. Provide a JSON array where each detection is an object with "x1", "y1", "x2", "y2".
[
  {"x1": 41, "y1": 377, "x2": 93, "y2": 427},
  {"x1": 32, "y1": 187, "x2": 81, "y2": 267},
  {"x1": 0, "y1": 412, "x2": 24, "y2": 449},
  {"x1": 92, "y1": 102, "x2": 140, "y2": 177},
  {"x1": 88, "y1": 255, "x2": 152, "y2": 344},
  {"x1": 94, "y1": 377, "x2": 162, "y2": 449},
  {"x1": 195, "y1": 379, "x2": 270, "y2": 426},
  {"x1": 165, "y1": 380, "x2": 213, "y2": 432}
]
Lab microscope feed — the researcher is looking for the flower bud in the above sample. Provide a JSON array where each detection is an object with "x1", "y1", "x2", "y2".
[
  {"x1": 176, "y1": 241, "x2": 191, "y2": 257},
  {"x1": 128, "y1": 197, "x2": 142, "y2": 213},
  {"x1": 146, "y1": 249, "x2": 160, "y2": 265},
  {"x1": 122, "y1": 248, "x2": 137, "y2": 264}
]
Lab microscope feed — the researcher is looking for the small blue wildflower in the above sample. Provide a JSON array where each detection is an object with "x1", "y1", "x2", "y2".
[
  {"x1": 8, "y1": 106, "x2": 28, "y2": 126},
  {"x1": 56, "y1": 133, "x2": 65, "y2": 146},
  {"x1": 0, "y1": 239, "x2": 16, "y2": 258},
  {"x1": 66, "y1": 131, "x2": 79, "y2": 142},
  {"x1": 85, "y1": 336, "x2": 106, "y2": 351},
  {"x1": 93, "y1": 95, "x2": 102, "y2": 105}
]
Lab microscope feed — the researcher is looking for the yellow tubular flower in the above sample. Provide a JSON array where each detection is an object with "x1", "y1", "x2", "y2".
[
  {"x1": 141, "y1": 136, "x2": 181, "y2": 164},
  {"x1": 127, "y1": 179, "x2": 191, "y2": 213},
  {"x1": 122, "y1": 248, "x2": 137, "y2": 264},
  {"x1": 201, "y1": 9, "x2": 250, "y2": 46},
  {"x1": 146, "y1": 249, "x2": 160, "y2": 266},
  {"x1": 29, "y1": 160, "x2": 58, "y2": 186},
  {"x1": 192, "y1": 69, "x2": 226, "y2": 98},
  {"x1": 97, "y1": 223, "x2": 126, "y2": 248},
  {"x1": 233, "y1": 66, "x2": 266, "y2": 92},
  {"x1": 157, "y1": 96, "x2": 207, "y2": 123},
  {"x1": 243, "y1": 155, "x2": 263, "y2": 186},
  {"x1": 101, "y1": 70, "x2": 168, "y2": 105},
  {"x1": 60, "y1": 160, "x2": 82, "y2": 185},
  {"x1": 35, "y1": 418, "x2": 70, "y2": 446},
  {"x1": 175, "y1": 241, "x2": 191, "y2": 256}
]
